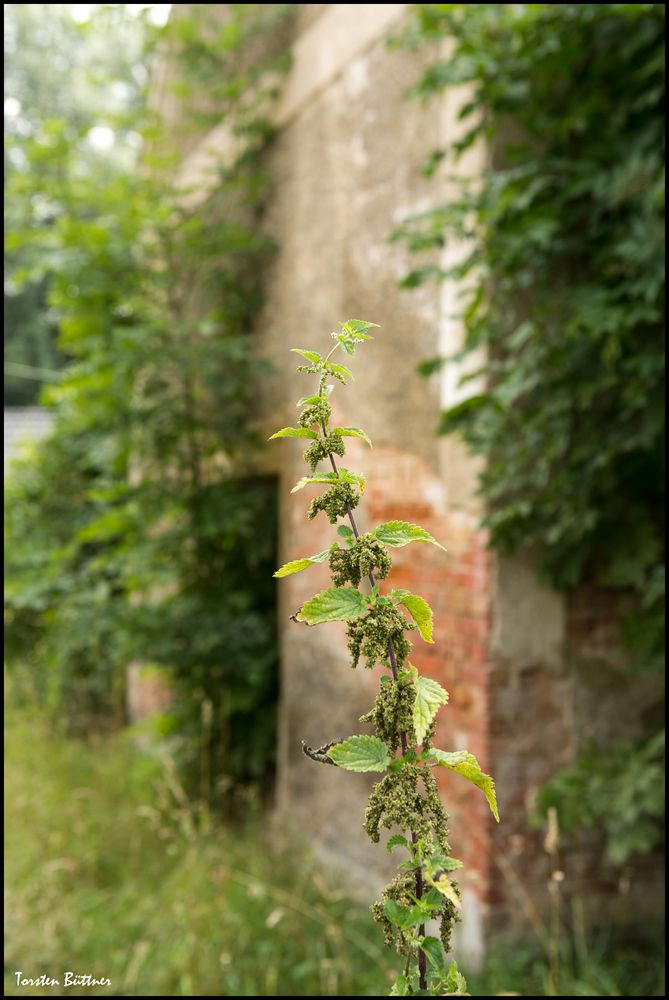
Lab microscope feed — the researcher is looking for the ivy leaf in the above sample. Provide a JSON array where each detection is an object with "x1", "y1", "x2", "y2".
[
  {"x1": 269, "y1": 426, "x2": 318, "y2": 440},
  {"x1": 327, "y1": 735, "x2": 390, "y2": 772},
  {"x1": 331, "y1": 426, "x2": 373, "y2": 447},
  {"x1": 397, "y1": 593, "x2": 434, "y2": 643},
  {"x1": 420, "y1": 936, "x2": 446, "y2": 974},
  {"x1": 428, "y1": 749, "x2": 500, "y2": 822},
  {"x1": 410, "y1": 664, "x2": 449, "y2": 743},
  {"x1": 290, "y1": 348, "x2": 322, "y2": 364},
  {"x1": 274, "y1": 550, "x2": 330, "y2": 578},
  {"x1": 373, "y1": 520, "x2": 447, "y2": 552},
  {"x1": 296, "y1": 586, "x2": 368, "y2": 625}
]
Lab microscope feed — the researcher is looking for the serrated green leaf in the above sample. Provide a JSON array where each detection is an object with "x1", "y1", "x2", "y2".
[
  {"x1": 274, "y1": 550, "x2": 330, "y2": 578},
  {"x1": 386, "y1": 833, "x2": 410, "y2": 854},
  {"x1": 420, "y1": 936, "x2": 446, "y2": 974},
  {"x1": 331, "y1": 426, "x2": 372, "y2": 447},
  {"x1": 410, "y1": 664, "x2": 449, "y2": 743},
  {"x1": 373, "y1": 520, "x2": 447, "y2": 552},
  {"x1": 430, "y1": 855, "x2": 463, "y2": 873},
  {"x1": 296, "y1": 586, "x2": 368, "y2": 625},
  {"x1": 297, "y1": 385, "x2": 333, "y2": 405},
  {"x1": 332, "y1": 319, "x2": 380, "y2": 356},
  {"x1": 291, "y1": 473, "x2": 337, "y2": 493},
  {"x1": 291, "y1": 469, "x2": 365, "y2": 494},
  {"x1": 383, "y1": 899, "x2": 409, "y2": 928},
  {"x1": 429, "y1": 749, "x2": 500, "y2": 822},
  {"x1": 327, "y1": 735, "x2": 390, "y2": 772},
  {"x1": 337, "y1": 525, "x2": 354, "y2": 539},
  {"x1": 398, "y1": 594, "x2": 434, "y2": 643},
  {"x1": 390, "y1": 974, "x2": 410, "y2": 996},
  {"x1": 341, "y1": 319, "x2": 380, "y2": 337},
  {"x1": 269, "y1": 426, "x2": 318, "y2": 440},
  {"x1": 327, "y1": 362, "x2": 354, "y2": 380},
  {"x1": 391, "y1": 589, "x2": 411, "y2": 601},
  {"x1": 429, "y1": 873, "x2": 461, "y2": 909},
  {"x1": 290, "y1": 348, "x2": 322, "y2": 363},
  {"x1": 297, "y1": 393, "x2": 324, "y2": 407},
  {"x1": 444, "y1": 959, "x2": 469, "y2": 995},
  {"x1": 382, "y1": 899, "x2": 424, "y2": 931}
]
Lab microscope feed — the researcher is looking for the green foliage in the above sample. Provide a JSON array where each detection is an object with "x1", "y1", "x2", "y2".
[
  {"x1": 410, "y1": 665, "x2": 449, "y2": 745},
  {"x1": 394, "y1": 2, "x2": 664, "y2": 860},
  {"x1": 373, "y1": 520, "x2": 447, "y2": 552},
  {"x1": 395, "y1": 592, "x2": 435, "y2": 644},
  {"x1": 428, "y1": 750, "x2": 499, "y2": 823},
  {"x1": 534, "y1": 729, "x2": 665, "y2": 865},
  {"x1": 394, "y1": 1, "x2": 664, "y2": 614},
  {"x1": 327, "y1": 735, "x2": 392, "y2": 773},
  {"x1": 274, "y1": 549, "x2": 331, "y2": 578},
  {"x1": 296, "y1": 586, "x2": 369, "y2": 625},
  {"x1": 5, "y1": 693, "x2": 396, "y2": 997},
  {"x1": 4, "y1": 4, "x2": 293, "y2": 799},
  {"x1": 271, "y1": 325, "x2": 496, "y2": 995},
  {"x1": 468, "y1": 926, "x2": 665, "y2": 997}
]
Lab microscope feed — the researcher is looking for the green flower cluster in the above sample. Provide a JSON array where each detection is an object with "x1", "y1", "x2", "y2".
[
  {"x1": 347, "y1": 602, "x2": 413, "y2": 669},
  {"x1": 370, "y1": 871, "x2": 417, "y2": 953},
  {"x1": 360, "y1": 677, "x2": 414, "y2": 756},
  {"x1": 303, "y1": 432, "x2": 345, "y2": 472},
  {"x1": 307, "y1": 481, "x2": 359, "y2": 523},
  {"x1": 366, "y1": 764, "x2": 455, "y2": 956},
  {"x1": 329, "y1": 534, "x2": 391, "y2": 587},
  {"x1": 299, "y1": 398, "x2": 331, "y2": 428}
]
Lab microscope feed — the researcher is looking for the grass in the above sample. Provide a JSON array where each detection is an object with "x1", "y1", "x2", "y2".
[
  {"x1": 5, "y1": 689, "x2": 664, "y2": 996},
  {"x1": 4, "y1": 695, "x2": 394, "y2": 996}
]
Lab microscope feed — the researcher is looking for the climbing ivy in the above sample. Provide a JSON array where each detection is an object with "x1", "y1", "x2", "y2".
[
  {"x1": 272, "y1": 321, "x2": 499, "y2": 996},
  {"x1": 392, "y1": 3, "x2": 664, "y2": 861}
]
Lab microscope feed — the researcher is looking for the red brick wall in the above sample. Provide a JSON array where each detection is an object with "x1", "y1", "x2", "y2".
[{"x1": 279, "y1": 435, "x2": 495, "y2": 913}]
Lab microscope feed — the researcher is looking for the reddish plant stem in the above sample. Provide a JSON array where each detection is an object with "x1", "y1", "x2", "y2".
[{"x1": 323, "y1": 425, "x2": 428, "y2": 991}]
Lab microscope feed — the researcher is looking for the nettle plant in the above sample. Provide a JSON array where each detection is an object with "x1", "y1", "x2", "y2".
[{"x1": 270, "y1": 320, "x2": 499, "y2": 997}]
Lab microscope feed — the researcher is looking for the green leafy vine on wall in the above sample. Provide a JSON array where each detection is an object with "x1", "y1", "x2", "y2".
[{"x1": 391, "y1": 3, "x2": 665, "y2": 863}]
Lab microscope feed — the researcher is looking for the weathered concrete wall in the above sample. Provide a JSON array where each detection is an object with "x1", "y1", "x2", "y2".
[{"x1": 159, "y1": 2, "x2": 662, "y2": 963}]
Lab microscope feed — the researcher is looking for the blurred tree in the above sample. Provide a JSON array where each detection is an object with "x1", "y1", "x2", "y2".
[
  {"x1": 4, "y1": 3, "x2": 150, "y2": 404},
  {"x1": 5, "y1": 3, "x2": 291, "y2": 802}
]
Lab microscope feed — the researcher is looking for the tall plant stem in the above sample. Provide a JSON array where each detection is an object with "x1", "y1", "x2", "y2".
[{"x1": 321, "y1": 420, "x2": 428, "y2": 992}]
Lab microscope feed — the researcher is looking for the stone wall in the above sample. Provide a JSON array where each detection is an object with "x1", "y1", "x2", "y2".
[{"x1": 157, "y1": 2, "x2": 662, "y2": 963}]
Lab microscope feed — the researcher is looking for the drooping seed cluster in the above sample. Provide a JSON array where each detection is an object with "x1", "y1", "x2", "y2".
[
  {"x1": 347, "y1": 602, "x2": 413, "y2": 669},
  {"x1": 304, "y1": 432, "x2": 345, "y2": 472},
  {"x1": 329, "y1": 534, "x2": 392, "y2": 587},
  {"x1": 371, "y1": 871, "x2": 417, "y2": 954},
  {"x1": 371, "y1": 872, "x2": 458, "y2": 957},
  {"x1": 307, "y1": 481, "x2": 360, "y2": 523},
  {"x1": 299, "y1": 398, "x2": 331, "y2": 428},
  {"x1": 360, "y1": 677, "x2": 414, "y2": 756},
  {"x1": 366, "y1": 764, "x2": 456, "y2": 957}
]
